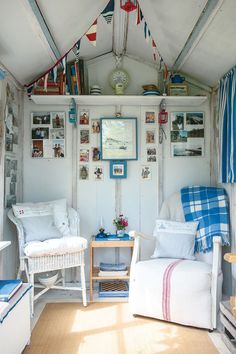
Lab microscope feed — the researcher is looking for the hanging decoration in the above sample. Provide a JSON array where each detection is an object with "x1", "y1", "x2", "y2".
[
  {"x1": 86, "y1": 19, "x2": 98, "y2": 46},
  {"x1": 72, "y1": 39, "x2": 81, "y2": 61},
  {"x1": 120, "y1": 0, "x2": 137, "y2": 13},
  {"x1": 25, "y1": 0, "x2": 168, "y2": 94},
  {"x1": 102, "y1": 0, "x2": 115, "y2": 24}
]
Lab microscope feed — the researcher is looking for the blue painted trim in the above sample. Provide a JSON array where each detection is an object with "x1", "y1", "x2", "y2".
[
  {"x1": 101, "y1": 117, "x2": 138, "y2": 160},
  {"x1": 0, "y1": 285, "x2": 32, "y2": 324},
  {"x1": 110, "y1": 160, "x2": 127, "y2": 179}
]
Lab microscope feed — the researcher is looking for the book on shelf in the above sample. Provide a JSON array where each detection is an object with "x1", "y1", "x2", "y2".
[
  {"x1": 33, "y1": 71, "x2": 65, "y2": 95},
  {"x1": 98, "y1": 270, "x2": 128, "y2": 277},
  {"x1": 0, "y1": 279, "x2": 23, "y2": 302},
  {"x1": 99, "y1": 262, "x2": 127, "y2": 271}
]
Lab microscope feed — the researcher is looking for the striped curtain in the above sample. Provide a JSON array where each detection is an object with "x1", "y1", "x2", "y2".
[{"x1": 219, "y1": 66, "x2": 236, "y2": 183}]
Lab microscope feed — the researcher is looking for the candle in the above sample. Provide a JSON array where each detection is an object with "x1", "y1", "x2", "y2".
[{"x1": 100, "y1": 216, "x2": 104, "y2": 228}]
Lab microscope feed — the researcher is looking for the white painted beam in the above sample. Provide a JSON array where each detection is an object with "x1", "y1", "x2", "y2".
[
  {"x1": 20, "y1": 0, "x2": 62, "y2": 63},
  {"x1": 173, "y1": 0, "x2": 225, "y2": 71},
  {"x1": 112, "y1": 0, "x2": 129, "y2": 57}
]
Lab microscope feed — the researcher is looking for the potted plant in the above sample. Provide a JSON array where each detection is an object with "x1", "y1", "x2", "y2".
[{"x1": 113, "y1": 214, "x2": 128, "y2": 237}]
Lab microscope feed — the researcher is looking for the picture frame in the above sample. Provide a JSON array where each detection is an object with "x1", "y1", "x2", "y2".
[
  {"x1": 110, "y1": 160, "x2": 127, "y2": 179},
  {"x1": 101, "y1": 117, "x2": 137, "y2": 160},
  {"x1": 168, "y1": 84, "x2": 188, "y2": 96}
]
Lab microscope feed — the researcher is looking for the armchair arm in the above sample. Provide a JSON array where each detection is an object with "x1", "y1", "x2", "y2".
[
  {"x1": 129, "y1": 230, "x2": 155, "y2": 280},
  {"x1": 211, "y1": 236, "x2": 222, "y2": 329}
]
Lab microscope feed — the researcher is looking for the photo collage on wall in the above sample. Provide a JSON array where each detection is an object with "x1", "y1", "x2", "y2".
[
  {"x1": 31, "y1": 112, "x2": 65, "y2": 158},
  {"x1": 79, "y1": 110, "x2": 103, "y2": 181},
  {"x1": 141, "y1": 111, "x2": 157, "y2": 180},
  {"x1": 4, "y1": 83, "x2": 19, "y2": 208},
  {"x1": 170, "y1": 112, "x2": 205, "y2": 157}
]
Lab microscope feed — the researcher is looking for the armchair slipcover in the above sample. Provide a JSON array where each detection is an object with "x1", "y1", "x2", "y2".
[{"x1": 129, "y1": 192, "x2": 223, "y2": 330}]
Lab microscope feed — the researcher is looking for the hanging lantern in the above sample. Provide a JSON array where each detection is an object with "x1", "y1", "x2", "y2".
[{"x1": 120, "y1": 0, "x2": 137, "y2": 13}]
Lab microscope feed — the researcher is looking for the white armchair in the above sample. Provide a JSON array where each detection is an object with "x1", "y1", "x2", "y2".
[
  {"x1": 8, "y1": 200, "x2": 87, "y2": 315},
  {"x1": 129, "y1": 192, "x2": 223, "y2": 330}
]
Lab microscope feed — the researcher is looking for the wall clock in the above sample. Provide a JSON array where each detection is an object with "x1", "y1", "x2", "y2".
[{"x1": 109, "y1": 69, "x2": 129, "y2": 94}]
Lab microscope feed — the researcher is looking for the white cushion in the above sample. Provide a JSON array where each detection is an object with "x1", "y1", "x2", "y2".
[
  {"x1": 129, "y1": 258, "x2": 212, "y2": 329},
  {"x1": 12, "y1": 199, "x2": 70, "y2": 240},
  {"x1": 152, "y1": 219, "x2": 198, "y2": 260},
  {"x1": 24, "y1": 236, "x2": 87, "y2": 257},
  {"x1": 20, "y1": 215, "x2": 62, "y2": 243}
]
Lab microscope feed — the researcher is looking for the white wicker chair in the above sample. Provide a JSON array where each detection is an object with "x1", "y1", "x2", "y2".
[{"x1": 8, "y1": 207, "x2": 87, "y2": 315}]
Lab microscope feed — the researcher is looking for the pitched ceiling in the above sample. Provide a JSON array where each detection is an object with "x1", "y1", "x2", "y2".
[{"x1": 0, "y1": 0, "x2": 235, "y2": 87}]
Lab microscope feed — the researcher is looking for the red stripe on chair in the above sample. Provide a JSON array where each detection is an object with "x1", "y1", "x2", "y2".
[{"x1": 162, "y1": 260, "x2": 183, "y2": 321}]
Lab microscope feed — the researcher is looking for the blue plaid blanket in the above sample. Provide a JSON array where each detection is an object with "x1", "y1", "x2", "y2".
[{"x1": 181, "y1": 186, "x2": 230, "y2": 252}]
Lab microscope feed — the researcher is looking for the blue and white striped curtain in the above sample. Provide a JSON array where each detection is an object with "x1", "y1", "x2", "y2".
[{"x1": 219, "y1": 66, "x2": 236, "y2": 183}]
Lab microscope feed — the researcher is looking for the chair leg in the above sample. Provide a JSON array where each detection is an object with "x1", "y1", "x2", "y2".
[
  {"x1": 80, "y1": 264, "x2": 87, "y2": 307},
  {"x1": 61, "y1": 269, "x2": 66, "y2": 287},
  {"x1": 29, "y1": 273, "x2": 34, "y2": 317}
]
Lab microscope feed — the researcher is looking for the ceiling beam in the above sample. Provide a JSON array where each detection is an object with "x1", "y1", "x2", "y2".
[
  {"x1": 21, "y1": 0, "x2": 61, "y2": 63},
  {"x1": 172, "y1": 0, "x2": 225, "y2": 71}
]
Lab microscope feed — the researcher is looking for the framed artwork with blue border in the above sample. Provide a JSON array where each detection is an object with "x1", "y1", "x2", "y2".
[
  {"x1": 101, "y1": 117, "x2": 138, "y2": 160},
  {"x1": 110, "y1": 160, "x2": 127, "y2": 179}
]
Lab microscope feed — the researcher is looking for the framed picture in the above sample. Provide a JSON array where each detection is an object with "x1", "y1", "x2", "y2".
[
  {"x1": 145, "y1": 112, "x2": 155, "y2": 124},
  {"x1": 101, "y1": 117, "x2": 137, "y2": 160},
  {"x1": 168, "y1": 84, "x2": 188, "y2": 96},
  {"x1": 110, "y1": 160, "x2": 127, "y2": 179},
  {"x1": 141, "y1": 166, "x2": 151, "y2": 180}
]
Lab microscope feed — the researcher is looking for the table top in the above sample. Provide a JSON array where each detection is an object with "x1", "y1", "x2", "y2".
[
  {"x1": 90, "y1": 235, "x2": 134, "y2": 248},
  {"x1": 224, "y1": 253, "x2": 236, "y2": 263}
]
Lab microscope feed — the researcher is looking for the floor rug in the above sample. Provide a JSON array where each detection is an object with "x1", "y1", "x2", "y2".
[{"x1": 23, "y1": 302, "x2": 219, "y2": 354}]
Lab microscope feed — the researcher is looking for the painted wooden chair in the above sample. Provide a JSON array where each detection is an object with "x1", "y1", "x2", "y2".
[
  {"x1": 129, "y1": 192, "x2": 223, "y2": 330},
  {"x1": 8, "y1": 201, "x2": 87, "y2": 315}
]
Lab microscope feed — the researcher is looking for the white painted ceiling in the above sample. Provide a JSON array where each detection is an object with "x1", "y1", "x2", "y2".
[{"x1": 0, "y1": 0, "x2": 235, "y2": 87}]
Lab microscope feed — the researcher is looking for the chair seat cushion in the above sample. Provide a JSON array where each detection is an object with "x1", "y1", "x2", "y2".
[
  {"x1": 24, "y1": 236, "x2": 87, "y2": 257},
  {"x1": 129, "y1": 258, "x2": 213, "y2": 329}
]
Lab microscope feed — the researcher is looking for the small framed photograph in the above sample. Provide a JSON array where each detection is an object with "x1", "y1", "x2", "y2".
[
  {"x1": 92, "y1": 147, "x2": 100, "y2": 161},
  {"x1": 79, "y1": 165, "x2": 89, "y2": 180},
  {"x1": 79, "y1": 110, "x2": 89, "y2": 125},
  {"x1": 80, "y1": 129, "x2": 89, "y2": 144},
  {"x1": 50, "y1": 128, "x2": 65, "y2": 140},
  {"x1": 145, "y1": 112, "x2": 155, "y2": 124},
  {"x1": 171, "y1": 112, "x2": 185, "y2": 130},
  {"x1": 110, "y1": 160, "x2": 127, "y2": 179},
  {"x1": 171, "y1": 130, "x2": 188, "y2": 143},
  {"x1": 80, "y1": 149, "x2": 89, "y2": 162},
  {"x1": 52, "y1": 140, "x2": 65, "y2": 158},
  {"x1": 91, "y1": 119, "x2": 100, "y2": 133},
  {"x1": 147, "y1": 147, "x2": 157, "y2": 162},
  {"x1": 141, "y1": 166, "x2": 151, "y2": 180},
  {"x1": 146, "y1": 130, "x2": 156, "y2": 144},
  {"x1": 32, "y1": 112, "x2": 51, "y2": 125},
  {"x1": 32, "y1": 127, "x2": 49, "y2": 140},
  {"x1": 51, "y1": 112, "x2": 65, "y2": 128},
  {"x1": 171, "y1": 142, "x2": 203, "y2": 157},
  {"x1": 32, "y1": 140, "x2": 43, "y2": 158},
  {"x1": 94, "y1": 166, "x2": 103, "y2": 180}
]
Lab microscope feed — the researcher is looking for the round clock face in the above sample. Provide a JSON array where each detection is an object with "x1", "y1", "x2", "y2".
[{"x1": 109, "y1": 69, "x2": 129, "y2": 89}]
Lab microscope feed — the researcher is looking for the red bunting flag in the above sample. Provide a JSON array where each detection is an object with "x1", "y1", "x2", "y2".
[
  {"x1": 86, "y1": 19, "x2": 97, "y2": 46},
  {"x1": 152, "y1": 39, "x2": 158, "y2": 62},
  {"x1": 136, "y1": 1, "x2": 141, "y2": 25}
]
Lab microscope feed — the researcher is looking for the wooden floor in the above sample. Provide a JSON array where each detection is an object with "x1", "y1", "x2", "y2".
[{"x1": 23, "y1": 302, "x2": 219, "y2": 354}]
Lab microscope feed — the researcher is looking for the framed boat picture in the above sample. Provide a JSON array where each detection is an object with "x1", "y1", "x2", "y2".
[{"x1": 100, "y1": 117, "x2": 138, "y2": 160}]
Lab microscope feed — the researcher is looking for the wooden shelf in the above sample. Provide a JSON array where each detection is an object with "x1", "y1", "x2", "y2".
[
  {"x1": 0, "y1": 241, "x2": 11, "y2": 252},
  {"x1": 30, "y1": 95, "x2": 207, "y2": 107},
  {"x1": 92, "y1": 267, "x2": 130, "y2": 280}
]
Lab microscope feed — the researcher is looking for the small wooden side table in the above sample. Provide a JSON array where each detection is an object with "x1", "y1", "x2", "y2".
[{"x1": 90, "y1": 236, "x2": 134, "y2": 302}]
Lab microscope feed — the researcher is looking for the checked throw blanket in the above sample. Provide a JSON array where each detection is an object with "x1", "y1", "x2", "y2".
[{"x1": 181, "y1": 186, "x2": 230, "y2": 252}]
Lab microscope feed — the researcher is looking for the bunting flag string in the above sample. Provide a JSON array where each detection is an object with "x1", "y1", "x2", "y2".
[
  {"x1": 152, "y1": 39, "x2": 158, "y2": 62},
  {"x1": 86, "y1": 19, "x2": 97, "y2": 46},
  {"x1": 102, "y1": 0, "x2": 115, "y2": 24}
]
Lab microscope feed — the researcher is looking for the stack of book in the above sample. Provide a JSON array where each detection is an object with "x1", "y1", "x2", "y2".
[
  {"x1": 66, "y1": 60, "x2": 89, "y2": 95},
  {"x1": 98, "y1": 262, "x2": 128, "y2": 277},
  {"x1": 0, "y1": 279, "x2": 23, "y2": 302},
  {"x1": 33, "y1": 71, "x2": 65, "y2": 95}
]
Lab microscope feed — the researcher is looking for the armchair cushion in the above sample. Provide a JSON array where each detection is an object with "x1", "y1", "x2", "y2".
[
  {"x1": 24, "y1": 236, "x2": 87, "y2": 257},
  {"x1": 152, "y1": 219, "x2": 198, "y2": 260},
  {"x1": 20, "y1": 215, "x2": 62, "y2": 243}
]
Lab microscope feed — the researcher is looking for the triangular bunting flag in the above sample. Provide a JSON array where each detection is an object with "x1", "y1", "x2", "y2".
[
  {"x1": 140, "y1": 8, "x2": 144, "y2": 21},
  {"x1": 136, "y1": 1, "x2": 141, "y2": 25},
  {"x1": 62, "y1": 56, "x2": 67, "y2": 74},
  {"x1": 102, "y1": 0, "x2": 114, "y2": 24},
  {"x1": 152, "y1": 39, "x2": 158, "y2": 62},
  {"x1": 26, "y1": 85, "x2": 34, "y2": 97},
  {"x1": 144, "y1": 22, "x2": 150, "y2": 42},
  {"x1": 44, "y1": 73, "x2": 49, "y2": 92},
  {"x1": 86, "y1": 19, "x2": 97, "y2": 46},
  {"x1": 53, "y1": 66, "x2": 58, "y2": 83}
]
